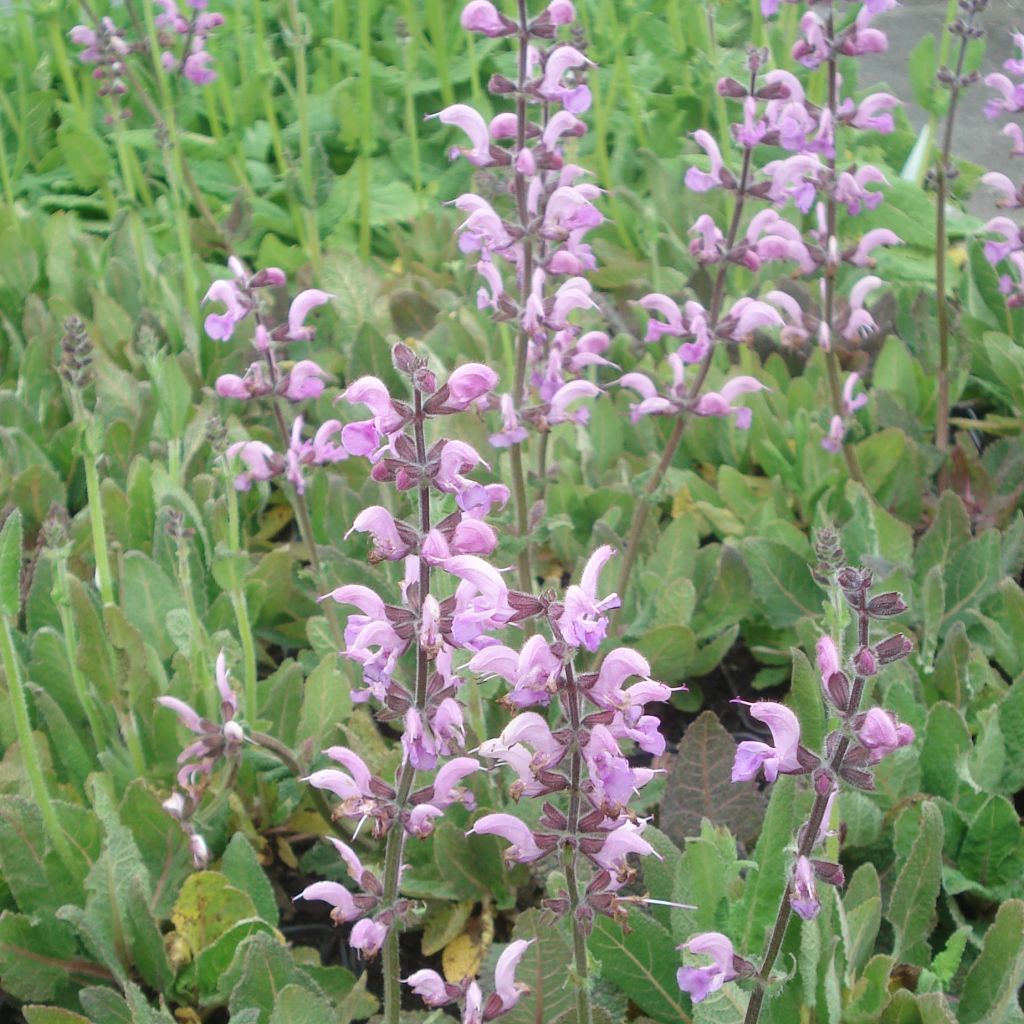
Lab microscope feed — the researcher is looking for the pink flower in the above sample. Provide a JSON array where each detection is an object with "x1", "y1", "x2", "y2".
[
  {"x1": 637, "y1": 293, "x2": 685, "y2": 343},
  {"x1": 460, "y1": 0, "x2": 515, "y2": 36},
  {"x1": 685, "y1": 130, "x2": 727, "y2": 192},
  {"x1": 428, "y1": 104, "x2": 494, "y2": 166},
  {"x1": 857, "y1": 707, "x2": 914, "y2": 761},
  {"x1": 821, "y1": 414, "x2": 845, "y2": 453},
  {"x1": 537, "y1": 45, "x2": 593, "y2": 105},
  {"x1": 350, "y1": 918, "x2": 388, "y2": 958},
  {"x1": 592, "y1": 821, "x2": 660, "y2": 878},
  {"x1": 558, "y1": 545, "x2": 621, "y2": 651},
  {"x1": 848, "y1": 228, "x2": 902, "y2": 267},
  {"x1": 445, "y1": 362, "x2": 499, "y2": 410},
  {"x1": 203, "y1": 278, "x2": 250, "y2": 340},
  {"x1": 284, "y1": 290, "x2": 333, "y2": 342},
  {"x1": 346, "y1": 506, "x2": 411, "y2": 561},
  {"x1": 470, "y1": 634, "x2": 563, "y2": 707},
  {"x1": 816, "y1": 636, "x2": 840, "y2": 685},
  {"x1": 468, "y1": 813, "x2": 547, "y2": 863},
  {"x1": 493, "y1": 939, "x2": 533, "y2": 1011},
  {"x1": 183, "y1": 50, "x2": 216, "y2": 85},
  {"x1": 731, "y1": 700, "x2": 802, "y2": 782},
  {"x1": 548, "y1": 379, "x2": 601, "y2": 426},
  {"x1": 226, "y1": 440, "x2": 278, "y2": 490},
  {"x1": 406, "y1": 969, "x2": 452, "y2": 1007},
  {"x1": 294, "y1": 881, "x2": 362, "y2": 924},
  {"x1": 693, "y1": 376, "x2": 768, "y2": 429},
  {"x1": 791, "y1": 855, "x2": 820, "y2": 920},
  {"x1": 281, "y1": 359, "x2": 328, "y2": 401},
  {"x1": 676, "y1": 932, "x2": 739, "y2": 1004},
  {"x1": 431, "y1": 757, "x2": 480, "y2": 809}
]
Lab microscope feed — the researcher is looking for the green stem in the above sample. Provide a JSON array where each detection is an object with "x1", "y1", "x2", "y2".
[
  {"x1": 357, "y1": 0, "x2": 374, "y2": 261},
  {"x1": 0, "y1": 614, "x2": 77, "y2": 872},
  {"x1": 934, "y1": 11, "x2": 975, "y2": 488},
  {"x1": 54, "y1": 561, "x2": 105, "y2": 751},
  {"x1": 381, "y1": 389, "x2": 433, "y2": 1024},
  {"x1": 563, "y1": 663, "x2": 593, "y2": 1024},
  {"x1": 616, "y1": 111, "x2": 757, "y2": 613},
  {"x1": 81, "y1": 429, "x2": 115, "y2": 607},
  {"x1": 822, "y1": 5, "x2": 868, "y2": 489}
]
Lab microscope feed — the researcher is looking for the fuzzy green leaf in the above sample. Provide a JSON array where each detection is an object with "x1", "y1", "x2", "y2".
[{"x1": 887, "y1": 801, "x2": 943, "y2": 965}]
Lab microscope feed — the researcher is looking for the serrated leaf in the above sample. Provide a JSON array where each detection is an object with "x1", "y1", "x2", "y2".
[
  {"x1": 928, "y1": 926, "x2": 969, "y2": 987},
  {"x1": 660, "y1": 712, "x2": 766, "y2": 850},
  {"x1": 222, "y1": 833, "x2": 278, "y2": 925},
  {"x1": 919, "y1": 702, "x2": 970, "y2": 801},
  {"x1": 501, "y1": 910, "x2": 575, "y2": 1024},
  {"x1": 734, "y1": 777, "x2": 803, "y2": 952},
  {"x1": 841, "y1": 863, "x2": 882, "y2": 979},
  {"x1": 954, "y1": 795, "x2": 1024, "y2": 898},
  {"x1": 222, "y1": 932, "x2": 312, "y2": 1021},
  {"x1": 22, "y1": 1009, "x2": 91, "y2": 1024},
  {"x1": 914, "y1": 492, "x2": 971, "y2": 586},
  {"x1": 119, "y1": 552, "x2": 187, "y2": 661},
  {"x1": 887, "y1": 801, "x2": 943, "y2": 965},
  {"x1": 636, "y1": 624, "x2": 696, "y2": 683},
  {"x1": 298, "y1": 655, "x2": 352, "y2": 750},
  {"x1": 0, "y1": 912, "x2": 83, "y2": 1003},
  {"x1": 590, "y1": 912, "x2": 689, "y2": 1024},
  {"x1": 957, "y1": 900, "x2": 1024, "y2": 1024},
  {"x1": 268, "y1": 983, "x2": 337, "y2": 1024},
  {"x1": 742, "y1": 538, "x2": 820, "y2": 628}
]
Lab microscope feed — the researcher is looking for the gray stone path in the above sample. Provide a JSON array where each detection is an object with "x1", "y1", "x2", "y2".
[{"x1": 860, "y1": 0, "x2": 1024, "y2": 214}]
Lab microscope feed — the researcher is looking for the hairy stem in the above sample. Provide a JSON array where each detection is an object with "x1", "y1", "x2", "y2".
[
  {"x1": 744, "y1": 589, "x2": 872, "y2": 1024},
  {"x1": 78, "y1": 417, "x2": 115, "y2": 607},
  {"x1": 823, "y1": 3, "x2": 868, "y2": 489},
  {"x1": 563, "y1": 662, "x2": 593, "y2": 1024},
  {"x1": 508, "y1": 0, "x2": 535, "y2": 592},
  {"x1": 381, "y1": 389, "x2": 433, "y2": 1024},
  {"x1": 934, "y1": 12, "x2": 975, "y2": 488}
]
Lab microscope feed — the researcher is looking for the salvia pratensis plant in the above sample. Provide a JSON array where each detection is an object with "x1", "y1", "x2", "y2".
[
  {"x1": 676, "y1": 529, "x2": 915, "y2": 1022},
  {"x1": 616, "y1": 0, "x2": 906, "y2": 606}
]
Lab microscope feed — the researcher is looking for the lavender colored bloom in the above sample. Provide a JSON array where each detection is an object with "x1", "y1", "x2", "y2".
[
  {"x1": 731, "y1": 700, "x2": 802, "y2": 783},
  {"x1": 676, "y1": 932, "x2": 740, "y2": 1004},
  {"x1": 285, "y1": 289, "x2": 333, "y2": 341},
  {"x1": 693, "y1": 376, "x2": 768, "y2": 429},
  {"x1": 790, "y1": 855, "x2": 821, "y2": 920},
  {"x1": 558, "y1": 544, "x2": 621, "y2": 651},
  {"x1": 428, "y1": 104, "x2": 494, "y2": 166},
  {"x1": 857, "y1": 707, "x2": 914, "y2": 761},
  {"x1": 460, "y1": 0, "x2": 516, "y2": 36},
  {"x1": 350, "y1": 918, "x2": 389, "y2": 958},
  {"x1": 468, "y1": 813, "x2": 547, "y2": 863},
  {"x1": 295, "y1": 881, "x2": 362, "y2": 923}
]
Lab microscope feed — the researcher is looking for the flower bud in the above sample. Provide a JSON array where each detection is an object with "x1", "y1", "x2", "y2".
[
  {"x1": 811, "y1": 859, "x2": 845, "y2": 887},
  {"x1": 853, "y1": 646, "x2": 877, "y2": 677},
  {"x1": 717, "y1": 76, "x2": 748, "y2": 98},
  {"x1": 866, "y1": 591, "x2": 908, "y2": 617},
  {"x1": 873, "y1": 633, "x2": 913, "y2": 665},
  {"x1": 488, "y1": 74, "x2": 517, "y2": 94},
  {"x1": 825, "y1": 671, "x2": 851, "y2": 712}
]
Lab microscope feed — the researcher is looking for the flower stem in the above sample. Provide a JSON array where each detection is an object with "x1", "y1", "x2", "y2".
[
  {"x1": 563, "y1": 662, "x2": 593, "y2": 1024},
  {"x1": 934, "y1": 11, "x2": 975, "y2": 490},
  {"x1": 616, "y1": 122, "x2": 756, "y2": 613},
  {"x1": 823, "y1": 3, "x2": 867, "y2": 489},
  {"x1": 80, "y1": 422, "x2": 115, "y2": 607},
  {"x1": 509, "y1": 0, "x2": 536, "y2": 593},
  {"x1": 743, "y1": 587, "x2": 872, "y2": 1024},
  {"x1": 381, "y1": 388, "x2": 433, "y2": 1024},
  {"x1": 0, "y1": 612, "x2": 77, "y2": 873}
]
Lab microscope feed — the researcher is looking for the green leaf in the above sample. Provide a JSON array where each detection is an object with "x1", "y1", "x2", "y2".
[
  {"x1": 919, "y1": 702, "x2": 970, "y2": 800},
  {"x1": 886, "y1": 801, "x2": 943, "y2": 965},
  {"x1": 671, "y1": 819, "x2": 742, "y2": 940},
  {"x1": 23, "y1": 1009, "x2": 92, "y2": 1024},
  {"x1": 690, "y1": 545, "x2": 751, "y2": 639},
  {"x1": 0, "y1": 912, "x2": 82, "y2": 1003},
  {"x1": 907, "y1": 35, "x2": 940, "y2": 114},
  {"x1": 501, "y1": 911, "x2": 575, "y2": 1024},
  {"x1": 742, "y1": 538, "x2": 820, "y2": 628},
  {"x1": 841, "y1": 864, "x2": 882, "y2": 979},
  {"x1": 178, "y1": 919, "x2": 278, "y2": 1004},
  {"x1": 787, "y1": 648, "x2": 824, "y2": 753},
  {"x1": 660, "y1": 712, "x2": 765, "y2": 850},
  {"x1": 958, "y1": 900, "x2": 1024, "y2": 1023},
  {"x1": 734, "y1": 777, "x2": 803, "y2": 951},
  {"x1": 222, "y1": 932, "x2": 320, "y2": 1022},
  {"x1": 928, "y1": 926, "x2": 970, "y2": 987},
  {"x1": 999, "y1": 675, "x2": 1024, "y2": 794},
  {"x1": 268, "y1": 984, "x2": 337, "y2": 1024},
  {"x1": 0, "y1": 508, "x2": 23, "y2": 618},
  {"x1": 590, "y1": 912, "x2": 689, "y2": 1024},
  {"x1": 171, "y1": 871, "x2": 261, "y2": 960},
  {"x1": 222, "y1": 833, "x2": 278, "y2": 926},
  {"x1": 952, "y1": 795, "x2": 1024, "y2": 899},
  {"x1": 914, "y1": 492, "x2": 971, "y2": 587},
  {"x1": 941, "y1": 531, "x2": 1001, "y2": 631},
  {"x1": 693, "y1": 986, "x2": 750, "y2": 1023},
  {"x1": 119, "y1": 552, "x2": 187, "y2": 661},
  {"x1": 931, "y1": 623, "x2": 971, "y2": 707},
  {"x1": 435, "y1": 819, "x2": 513, "y2": 910},
  {"x1": 297, "y1": 655, "x2": 352, "y2": 750},
  {"x1": 636, "y1": 624, "x2": 696, "y2": 683}
]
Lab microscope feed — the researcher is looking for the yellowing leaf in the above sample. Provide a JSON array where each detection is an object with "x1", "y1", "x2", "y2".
[{"x1": 442, "y1": 932, "x2": 484, "y2": 983}]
